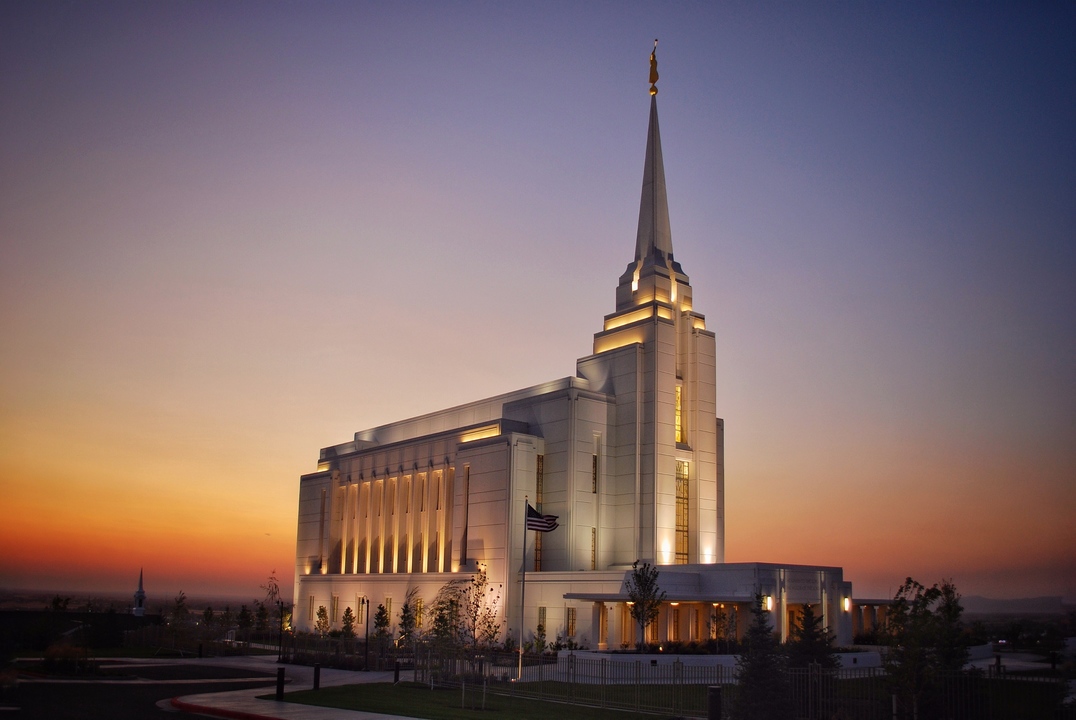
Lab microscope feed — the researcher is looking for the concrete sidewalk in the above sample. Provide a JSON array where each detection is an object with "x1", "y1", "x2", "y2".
[{"x1": 157, "y1": 655, "x2": 416, "y2": 720}]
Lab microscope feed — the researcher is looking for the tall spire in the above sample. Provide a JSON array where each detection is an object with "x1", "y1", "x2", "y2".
[
  {"x1": 635, "y1": 93, "x2": 673, "y2": 265},
  {"x1": 612, "y1": 42, "x2": 688, "y2": 314}
]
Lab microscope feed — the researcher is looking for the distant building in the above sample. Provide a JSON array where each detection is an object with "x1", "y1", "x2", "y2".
[
  {"x1": 132, "y1": 568, "x2": 146, "y2": 617},
  {"x1": 293, "y1": 62, "x2": 863, "y2": 647}
]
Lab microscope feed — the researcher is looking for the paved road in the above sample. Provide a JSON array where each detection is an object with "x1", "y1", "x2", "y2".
[{"x1": 6, "y1": 655, "x2": 407, "y2": 720}]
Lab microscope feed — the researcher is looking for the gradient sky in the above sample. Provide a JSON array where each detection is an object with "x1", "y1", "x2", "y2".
[{"x1": 2, "y1": 2, "x2": 1073, "y2": 604}]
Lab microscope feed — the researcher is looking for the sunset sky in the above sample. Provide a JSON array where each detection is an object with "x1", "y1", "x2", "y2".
[{"x1": 2, "y1": 2, "x2": 1073, "y2": 605}]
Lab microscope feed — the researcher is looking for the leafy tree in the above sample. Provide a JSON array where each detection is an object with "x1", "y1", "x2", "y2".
[
  {"x1": 219, "y1": 605, "x2": 234, "y2": 629},
  {"x1": 237, "y1": 604, "x2": 253, "y2": 633},
  {"x1": 373, "y1": 603, "x2": 391, "y2": 655},
  {"x1": 730, "y1": 593, "x2": 791, "y2": 720},
  {"x1": 934, "y1": 580, "x2": 968, "y2": 673},
  {"x1": 260, "y1": 570, "x2": 284, "y2": 632},
  {"x1": 885, "y1": 577, "x2": 970, "y2": 719},
  {"x1": 203, "y1": 606, "x2": 214, "y2": 626},
  {"x1": 171, "y1": 591, "x2": 190, "y2": 627},
  {"x1": 254, "y1": 601, "x2": 270, "y2": 632},
  {"x1": 398, "y1": 588, "x2": 419, "y2": 646},
  {"x1": 787, "y1": 603, "x2": 838, "y2": 669},
  {"x1": 341, "y1": 606, "x2": 356, "y2": 639},
  {"x1": 461, "y1": 568, "x2": 502, "y2": 650},
  {"x1": 534, "y1": 623, "x2": 547, "y2": 654},
  {"x1": 49, "y1": 595, "x2": 70, "y2": 612},
  {"x1": 625, "y1": 560, "x2": 666, "y2": 650},
  {"x1": 430, "y1": 586, "x2": 462, "y2": 654},
  {"x1": 709, "y1": 604, "x2": 736, "y2": 653},
  {"x1": 314, "y1": 605, "x2": 330, "y2": 636}
]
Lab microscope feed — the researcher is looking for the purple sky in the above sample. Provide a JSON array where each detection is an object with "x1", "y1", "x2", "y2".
[{"x1": 1, "y1": 2, "x2": 1073, "y2": 601}]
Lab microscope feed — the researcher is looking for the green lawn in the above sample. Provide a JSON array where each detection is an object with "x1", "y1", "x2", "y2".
[{"x1": 277, "y1": 681, "x2": 669, "y2": 720}]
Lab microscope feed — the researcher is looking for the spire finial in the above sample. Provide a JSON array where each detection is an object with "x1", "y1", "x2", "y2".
[{"x1": 649, "y1": 39, "x2": 659, "y2": 95}]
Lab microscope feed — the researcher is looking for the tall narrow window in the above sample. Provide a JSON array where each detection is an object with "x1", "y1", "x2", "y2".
[
  {"x1": 535, "y1": 454, "x2": 544, "y2": 572},
  {"x1": 675, "y1": 460, "x2": 689, "y2": 564},
  {"x1": 308, "y1": 595, "x2": 315, "y2": 621},
  {"x1": 331, "y1": 595, "x2": 339, "y2": 623},
  {"x1": 675, "y1": 384, "x2": 683, "y2": 444},
  {"x1": 537, "y1": 606, "x2": 547, "y2": 631},
  {"x1": 592, "y1": 454, "x2": 598, "y2": 493},
  {"x1": 567, "y1": 607, "x2": 577, "y2": 637},
  {"x1": 415, "y1": 598, "x2": 424, "y2": 628},
  {"x1": 591, "y1": 527, "x2": 597, "y2": 570}
]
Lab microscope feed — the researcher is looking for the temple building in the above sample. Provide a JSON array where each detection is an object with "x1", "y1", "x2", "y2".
[{"x1": 292, "y1": 55, "x2": 862, "y2": 648}]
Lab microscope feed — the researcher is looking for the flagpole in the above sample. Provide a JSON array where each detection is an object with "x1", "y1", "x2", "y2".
[{"x1": 518, "y1": 494, "x2": 527, "y2": 681}]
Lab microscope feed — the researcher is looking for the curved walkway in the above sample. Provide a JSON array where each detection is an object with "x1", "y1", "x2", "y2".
[
  {"x1": 110, "y1": 655, "x2": 411, "y2": 720},
  {"x1": 165, "y1": 658, "x2": 408, "y2": 718}
]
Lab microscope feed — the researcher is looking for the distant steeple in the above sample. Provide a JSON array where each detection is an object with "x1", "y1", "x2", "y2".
[{"x1": 132, "y1": 568, "x2": 146, "y2": 617}]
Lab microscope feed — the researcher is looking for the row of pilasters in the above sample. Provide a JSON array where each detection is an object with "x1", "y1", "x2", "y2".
[{"x1": 328, "y1": 469, "x2": 453, "y2": 575}]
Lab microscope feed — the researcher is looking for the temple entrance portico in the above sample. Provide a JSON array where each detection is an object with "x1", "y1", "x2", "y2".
[{"x1": 558, "y1": 562, "x2": 856, "y2": 650}]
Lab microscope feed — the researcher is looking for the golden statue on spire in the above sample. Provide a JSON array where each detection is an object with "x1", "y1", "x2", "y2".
[{"x1": 649, "y1": 39, "x2": 659, "y2": 95}]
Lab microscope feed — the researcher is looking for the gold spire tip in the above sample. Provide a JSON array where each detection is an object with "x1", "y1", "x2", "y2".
[{"x1": 649, "y1": 39, "x2": 659, "y2": 95}]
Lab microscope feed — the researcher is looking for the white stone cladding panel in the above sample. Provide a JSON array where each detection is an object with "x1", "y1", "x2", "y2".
[{"x1": 455, "y1": 440, "x2": 511, "y2": 574}]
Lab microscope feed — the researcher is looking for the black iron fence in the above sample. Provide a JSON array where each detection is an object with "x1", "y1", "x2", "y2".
[{"x1": 412, "y1": 647, "x2": 1074, "y2": 720}]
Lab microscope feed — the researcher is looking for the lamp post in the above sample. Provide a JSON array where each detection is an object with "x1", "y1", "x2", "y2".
[
  {"x1": 362, "y1": 596, "x2": 370, "y2": 672},
  {"x1": 277, "y1": 600, "x2": 284, "y2": 663}
]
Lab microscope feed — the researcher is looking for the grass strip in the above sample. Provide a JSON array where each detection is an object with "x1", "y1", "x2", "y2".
[{"x1": 275, "y1": 681, "x2": 667, "y2": 720}]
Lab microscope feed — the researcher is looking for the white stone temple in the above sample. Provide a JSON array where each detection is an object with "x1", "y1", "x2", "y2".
[{"x1": 292, "y1": 55, "x2": 866, "y2": 648}]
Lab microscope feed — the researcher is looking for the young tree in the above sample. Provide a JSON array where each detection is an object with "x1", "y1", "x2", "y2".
[
  {"x1": 255, "y1": 601, "x2": 270, "y2": 632},
  {"x1": 237, "y1": 604, "x2": 253, "y2": 635},
  {"x1": 461, "y1": 568, "x2": 503, "y2": 650},
  {"x1": 373, "y1": 603, "x2": 391, "y2": 656},
  {"x1": 534, "y1": 623, "x2": 547, "y2": 654},
  {"x1": 885, "y1": 577, "x2": 969, "y2": 718},
  {"x1": 787, "y1": 603, "x2": 838, "y2": 669},
  {"x1": 341, "y1": 606, "x2": 356, "y2": 639},
  {"x1": 625, "y1": 560, "x2": 666, "y2": 651},
  {"x1": 203, "y1": 606, "x2": 214, "y2": 626},
  {"x1": 934, "y1": 579, "x2": 969, "y2": 673},
  {"x1": 171, "y1": 591, "x2": 190, "y2": 627},
  {"x1": 261, "y1": 570, "x2": 284, "y2": 633},
  {"x1": 219, "y1": 605, "x2": 234, "y2": 629},
  {"x1": 314, "y1": 605, "x2": 330, "y2": 637},
  {"x1": 398, "y1": 588, "x2": 418, "y2": 647},
  {"x1": 730, "y1": 593, "x2": 791, "y2": 720}
]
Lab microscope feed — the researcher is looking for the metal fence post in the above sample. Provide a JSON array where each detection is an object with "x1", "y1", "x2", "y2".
[
  {"x1": 707, "y1": 685, "x2": 723, "y2": 720},
  {"x1": 600, "y1": 657, "x2": 606, "y2": 708}
]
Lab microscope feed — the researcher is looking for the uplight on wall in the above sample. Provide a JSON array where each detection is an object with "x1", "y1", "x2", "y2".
[
  {"x1": 764, "y1": 595, "x2": 774, "y2": 612},
  {"x1": 843, "y1": 597, "x2": 851, "y2": 612}
]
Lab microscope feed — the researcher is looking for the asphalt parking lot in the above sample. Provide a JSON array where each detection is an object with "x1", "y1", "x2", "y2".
[{"x1": 5, "y1": 661, "x2": 279, "y2": 720}]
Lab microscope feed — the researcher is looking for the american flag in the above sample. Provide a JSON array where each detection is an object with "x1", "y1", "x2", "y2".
[{"x1": 526, "y1": 503, "x2": 558, "y2": 532}]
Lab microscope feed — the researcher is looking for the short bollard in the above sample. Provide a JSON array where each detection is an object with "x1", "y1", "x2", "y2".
[
  {"x1": 394, "y1": 660, "x2": 400, "y2": 684},
  {"x1": 275, "y1": 667, "x2": 285, "y2": 701},
  {"x1": 707, "y1": 685, "x2": 723, "y2": 720},
  {"x1": 313, "y1": 663, "x2": 321, "y2": 691}
]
